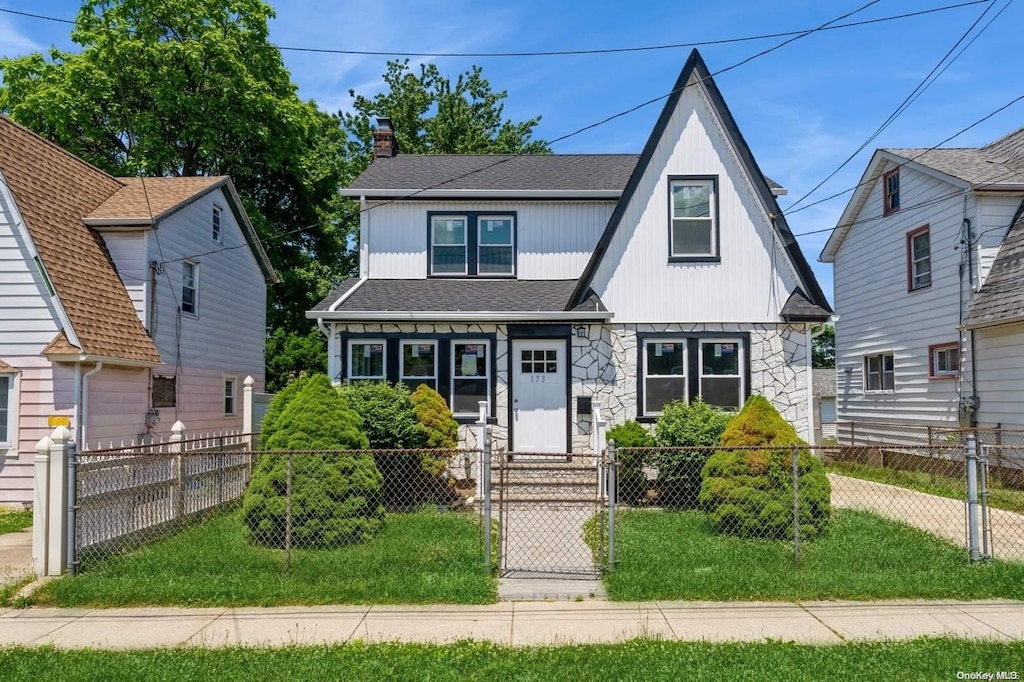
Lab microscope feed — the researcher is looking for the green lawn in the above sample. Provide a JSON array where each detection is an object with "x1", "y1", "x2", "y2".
[
  {"x1": 0, "y1": 639, "x2": 1020, "y2": 681},
  {"x1": 828, "y1": 460, "x2": 1024, "y2": 513},
  {"x1": 0, "y1": 508, "x2": 32, "y2": 535},
  {"x1": 32, "y1": 509, "x2": 495, "y2": 607},
  {"x1": 604, "y1": 509, "x2": 1024, "y2": 601}
]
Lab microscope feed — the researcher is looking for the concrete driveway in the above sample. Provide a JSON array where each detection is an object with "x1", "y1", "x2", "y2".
[{"x1": 0, "y1": 528, "x2": 33, "y2": 586}]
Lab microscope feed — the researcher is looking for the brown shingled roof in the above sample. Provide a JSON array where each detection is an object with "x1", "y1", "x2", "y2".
[
  {"x1": 0, "y1": 117, "x2": 161, "y2": 364},
  {"x1": 87, "y1": 176, "x2": 226, "y2": 223}
]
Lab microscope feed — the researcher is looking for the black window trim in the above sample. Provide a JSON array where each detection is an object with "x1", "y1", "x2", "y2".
[
  {"x1": 426, "y1": 210, "x2": 518, "y2": 278},
  {"x1": 635, "y1": 331, "x2": 750, "y2": 422},
  {"x1": 667, "y1": 174, "x2": 721, "y2": 264}
]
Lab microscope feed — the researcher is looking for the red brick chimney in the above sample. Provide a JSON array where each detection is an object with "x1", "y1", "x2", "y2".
[{"x1": 373, "y1": 117, "x2": 398, "y2": 158}]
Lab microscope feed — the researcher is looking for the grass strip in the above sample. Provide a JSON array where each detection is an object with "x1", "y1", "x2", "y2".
[
  {"x1": 33, "y1": 509, "x2": 495, "y2": 607},
  {"x1": 0, "y1": 508, "x2": 32, "y2": 535},
  {"x1": 0, "y1": 639, "x2": 1020, "y2": 681},
  {"x1": 605, "y1": 509, "x2": 1024, "y2": 601}
]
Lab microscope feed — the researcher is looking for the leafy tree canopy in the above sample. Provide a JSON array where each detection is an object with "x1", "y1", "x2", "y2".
[{"x1": 812, "y1": 326, "x2": 836, "y2": 369}]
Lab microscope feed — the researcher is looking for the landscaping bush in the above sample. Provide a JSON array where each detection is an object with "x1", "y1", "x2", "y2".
[
  {"x1": 607, "y1": 421, "x2": 654, "y2": 505},
  {"x1": 242, "y1": 374, "x2": 384, "y2": 548},
  {"x1": 652, "y1": 399, "x2": 734, "y2": 507},
  {"x1": 410, "y1": 384, "x2": 459, "y2": 477},
  {"x1": 699, "y1": 395, "x2": 831, "y2": 540},
  {"x1": 257, "y1": 373, "x2": 309, "y2": 449}
]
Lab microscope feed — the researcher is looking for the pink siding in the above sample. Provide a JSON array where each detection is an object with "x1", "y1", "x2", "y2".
[{"x1": 81, "y1": 365, "x2": 150, "y2": 448}]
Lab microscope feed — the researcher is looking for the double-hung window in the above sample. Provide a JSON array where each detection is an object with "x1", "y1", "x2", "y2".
[
  {"x1": 0, "y1": 374, "x2": 14, "y2": 447},
  {"x1": 223, "y1": 376, "x2": 236, "y2": 416},
  {"x1": 669, "y1": 177, "x2": 717, "y2": 259},
  {"x1": 642, "y1": 340, "x2": 687, "y2": 415},
  {"x1": 181, "y1": 261, "x2": 198, "y2": 315},
  {"x1": 212, "y1": 206, "x2": 222, "y2": 243},
  {"x1": 452, "y1": 341, "x2": 489, "y2": 416},
  {"x1": 907, "y1": 226, "x2": 931, "y2": 290},
  {"x1": 430, "y1": 216, "x2": 468, "y2": 274},
  {"x1": 478, "y1": 217, "x2": 514, "y2": 274},
  {"x1": 930, "y1": 343, "x2": 959, "y2": 378},
  {"x1": 401, "y1": 341, "x2": 437, "y2": 391},
  {"x1": 349, "y1": 340, "x2": 386, "y2": 380},
  {"x1": 429, "y1": 213, "x2": 516, "y2": 276},
  {"x1": 864, "y1": 353, "x2": 895, "y2": 391},
  {"x1": 700, "y1": 340, "x2": 743, "y2": 410},
  {"x1": 883, "y1": 168, "x2": 900, "y2": 214}
]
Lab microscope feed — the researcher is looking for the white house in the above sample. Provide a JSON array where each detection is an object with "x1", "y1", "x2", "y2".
[
  {"x1": 308, "y1": 49, "x2": 832, "y2": 453},
  {"x1": 820, "y1": 125, "x2": 1024, "y2": 439},
  {"x1": 0, "y1": 116, "x2": 277, "y2": 504}
]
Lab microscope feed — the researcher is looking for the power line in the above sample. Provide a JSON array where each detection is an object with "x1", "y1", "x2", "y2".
[
  {"x1": 783, "y1": 0, "x2": 1009, "y2": 214},
  {"x1": 0, "y1": 1, "x2": 987, "y2": 58}
]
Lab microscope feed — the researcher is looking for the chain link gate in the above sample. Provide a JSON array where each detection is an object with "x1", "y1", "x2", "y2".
[{"x1": 485, "y1": 449, "x2": 612, "y2": 578}]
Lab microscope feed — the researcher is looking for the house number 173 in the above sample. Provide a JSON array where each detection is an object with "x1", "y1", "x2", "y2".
[{"x1": 531, "y1": 375, "x2": 546, "y2": 383}]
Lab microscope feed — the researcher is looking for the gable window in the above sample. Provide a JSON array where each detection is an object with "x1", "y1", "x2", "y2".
[
  {"x1": 212, "y1": 206, "x2": 222, "y2": 243},
  {"x1": 430, "y1": 216, "x2": 467, "y2": 274},
  {"x1": 452, "y1": 341, "x2": 489, "y2": 416},
  {"x1": 152, "y1": 376, "x2": 177, "y2": 408},
  {"x1": 907, "y1": 226, "x2": 931, "y2": 291},
  {"x1": 864, "y1": 353, "x2": 895, "y2": 391},
  {"x1": 929, "y1": 343, "x2": 959, "y2": 379},
  {"x1": 349, "y1": 341, "x2": 386, "y2": 380},
  {"x1": 883, "y1": 168, "x2": 900, "y2": 215},
  {"x1": 669, "y1": 177, "x2": 717, "y2": 259},
  {"x1": 478, "y1": 217, "x2": 514, "y2": 275},
  {"x1": 0, "y1": 374, "x2": 14, "y2": 447},
  {"x1": 223, "y1": 376, "x2": 236, "y2": 416},
  {"x1": 642, "y1": 340, "x2": 687, "y2": 415},
  {"x1": 181, "y1": 261, "x2": 198, "y2": 316},
  {"x1": 401, "y1": 341, "x2": 437, "y2": 391},
  {"x1": 700, "y1": 340, "x2": 744, "y2": 410}
]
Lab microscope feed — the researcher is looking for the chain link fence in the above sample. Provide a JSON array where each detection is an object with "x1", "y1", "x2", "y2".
[{"x1": 836, "y1": 421, "x2": 1024, "y2": 448}]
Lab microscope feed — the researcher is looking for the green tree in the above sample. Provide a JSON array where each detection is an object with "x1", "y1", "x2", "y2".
[
  {"x1": 264, "y1": 328, "x2": 327, "y2": 394},
  {"x1": 0, "y1": 0, "x2": 356, "y2": 351},
  {"x1": 343, "y1": 59, "x2": 550, "y2": 166},
  {"x1": 812, "y1": 326, "x2": 836, "y2": 368}
]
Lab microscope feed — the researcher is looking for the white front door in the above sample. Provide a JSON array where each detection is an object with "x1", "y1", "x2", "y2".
[{"x1": 511, "y1": 339, "x2": 567, "y2": 453}]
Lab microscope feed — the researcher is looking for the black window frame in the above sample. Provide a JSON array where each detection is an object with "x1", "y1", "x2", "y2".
[
  {"x1": 667, "y1": 175, "x2": 720, "y2": 263},
  {"x1": 427, "y1": 211, "x2": 517, "y2": 277},
  {"x1": 636, "y1": 332, "x2": 750, "y2": 421}
]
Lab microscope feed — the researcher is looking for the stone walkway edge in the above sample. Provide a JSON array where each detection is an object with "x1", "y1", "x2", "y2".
[{"x1": 1, "y1": 600, "x2": 1023, "y2": 648}]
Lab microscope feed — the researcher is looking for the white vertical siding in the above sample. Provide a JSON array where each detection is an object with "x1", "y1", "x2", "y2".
[
  {"x1": 833, "y1": 163, "x2": 970, "y2": 427},
  {"x1": 974, "y1": 323, "x2": 1024, "y2": 429},
  {"x1": 975, "y1": 195, "x2": 1022, "y2": 288},
  {"x1": 98, "y1": 230, "x2": 149, "y2": 324},
  {"x1": 365, "y1": 200, "x2": 612, "y2": 279},
  {"x1": 589, "y1": 79, "x2": 799, "y2": 323}
]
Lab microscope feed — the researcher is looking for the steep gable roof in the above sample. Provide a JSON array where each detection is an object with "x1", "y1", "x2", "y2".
[
  {"x1": 964, "y1": 200, "x2": 1024, "y2": 329},
  {"x1": 0, "y1": 116, "x2": 161, "y2": 364},
  {"x1": 87, "y1": 176, "x2": 226, "y2": 223},
  {"x1": 569, "y1": 49, "x2": 830, "y2": 318}
]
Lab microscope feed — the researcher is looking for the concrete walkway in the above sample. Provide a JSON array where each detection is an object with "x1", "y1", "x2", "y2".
[
  {"x1": 0, "y1": 529, "x2": 32, "y2": 586},
  {"x1": 1, "y1": 600, "x2": 1024, "y2": 648}
]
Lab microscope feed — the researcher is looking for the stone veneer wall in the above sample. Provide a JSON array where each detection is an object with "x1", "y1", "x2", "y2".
[{"x1": 337, "y1": 321, "x2": 809, "y2": 454}]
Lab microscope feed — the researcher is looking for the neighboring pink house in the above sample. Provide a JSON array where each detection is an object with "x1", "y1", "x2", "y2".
[{"x1": 0, "y1": 117, "x2": 277, "y2": 505}]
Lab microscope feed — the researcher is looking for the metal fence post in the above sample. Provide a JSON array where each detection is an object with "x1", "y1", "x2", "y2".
[
  {"x1": 607, "y1": 440, "x2": 616, "y2": 573},
  {"x1": 482, "y1": 425, "x2": 492, "y2": 573},
  {"x1": 966, "y1": 434, "x2": 980, "y2": 562},
  {"x1": 217, "y1": 436, "x2": 225, "y2": 507},
  {"x1": 792, "y1": 446, "x2": 801, "y2": 566},
  {"x1": 285, "y1": 453, "x2": 293, "y2": 573},
  {"x1": 67, "y1": 438, "x2": 78, "y2": 576},
  {"x1": 979, "y1": 444, "x2": 991, "y2": 560}
]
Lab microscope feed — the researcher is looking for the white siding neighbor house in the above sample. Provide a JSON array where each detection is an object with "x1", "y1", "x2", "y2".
[
  {"x1": 0, "y1": 117, "x2": 277, "y2": 504},
  {"x1": 309, "y1": 49, "x2": 832, "y2": 454},
  {"x1": 820, "y1": 125, "x2": 1024, "y2": 439}
]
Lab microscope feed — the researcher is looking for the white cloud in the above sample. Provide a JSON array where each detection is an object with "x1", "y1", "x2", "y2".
[{"x1": 0, "y1": 16, "x2": 40, "y2": 57}]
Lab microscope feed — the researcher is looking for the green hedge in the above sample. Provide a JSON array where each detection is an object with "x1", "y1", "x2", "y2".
[{"x1": 652, "y1": 400, "x2": 733, "y2": 508}]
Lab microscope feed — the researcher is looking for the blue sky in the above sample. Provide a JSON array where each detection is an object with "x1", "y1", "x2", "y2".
[{"x1": 2, "y1": 0, "x2": 1022, "y2": 303}]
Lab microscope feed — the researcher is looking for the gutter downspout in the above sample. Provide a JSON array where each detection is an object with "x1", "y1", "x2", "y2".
[
  {"x1": 73, "y1": 363, "x2": 82, "y2": 445},
  {"x1": 965, "y1": 217, "x2": 979, "y2": 426},
  {"x1": 80, "y1": 362, "x2": 103, "y2": 449}
]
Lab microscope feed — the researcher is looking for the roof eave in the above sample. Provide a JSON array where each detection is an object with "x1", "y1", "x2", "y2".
[
  {"x1": 43, "y1": 352, "x2": 163, "y2": 368},
  {"x1": 83, "y1": 218, "x2": 154, "y2": 227},
  {"x1": 346, "y1": 189, "x2": 622, "y2": 200},
  {"x1": 963, "y1": 312, "x2": 1024, "y2": 330},
  {"x1": 307, "y1": 310, "x2": 613, "y2": 323}
]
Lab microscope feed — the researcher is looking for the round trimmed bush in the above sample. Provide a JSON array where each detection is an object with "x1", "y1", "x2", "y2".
[
  {"x1": 607, "y1": 420, "x2": 654, "y2": 505},
  {"x1": 242, "y1": 374, "x2": 384, "y2": 548},
  {"x1": 699, "y1": 395, "x2": 831, "y2": 540},
  {"x1": 652, "y1": 399, "x2": 733, "y2": 507}
]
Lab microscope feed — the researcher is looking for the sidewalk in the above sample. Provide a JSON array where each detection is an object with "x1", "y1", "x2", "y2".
[
  {"x1": 1, "y1": 600, "x2": 1023, "y2": 648},
  {"x1": 0, "y1": 530, "x2": 32, "y2": 585}
]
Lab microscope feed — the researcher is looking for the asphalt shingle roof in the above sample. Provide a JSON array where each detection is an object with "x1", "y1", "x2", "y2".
[
  {"x1": 345, "y1": 153, "x2": 784, "y2": 194},
  {"x1": 884, "y1": 127, "x2": 1024, "y2": 186},
  {"x1": 312, "y1": 278, "x2": 607, "y2": 316},
  {"x1": 965, "y1": 203, "x2": 1024, "y2": 328},
  {"x1": 780, "y1": 288, "x2": 832, "y2": 322},
  {"x1": 88, "y1": 176, "x2": 226, "y2": 222}
]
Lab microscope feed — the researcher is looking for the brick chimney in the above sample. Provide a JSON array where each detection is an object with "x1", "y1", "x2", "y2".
[{"x1": 372, "y1": 117, "x2": 398, "y2": 158}]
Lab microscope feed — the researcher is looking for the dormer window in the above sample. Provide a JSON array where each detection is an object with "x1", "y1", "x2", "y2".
[
  {"x1": 883, "y1": 168, "x2": 900, "y2": 215},
  {"x1": 429, "y1": 212, "x2": 516, "y2": 277},
  {"x1": 669, "y1": 176, "x2": 718, "y2": 261},
  {"x1": 212, "y1": 206, "x2": 222, "y2": 243}
]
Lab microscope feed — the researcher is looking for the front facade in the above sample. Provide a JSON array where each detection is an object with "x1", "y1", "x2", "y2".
[
  {"x1": 0, "y1": 117, "x2": 276, "y2": 504},
  {"x1": 310, "y1": 50, "x2": 832, "y2": 453},
  {"x1": 821, "y1": 126, "x2": 1024, "y2": 438}
]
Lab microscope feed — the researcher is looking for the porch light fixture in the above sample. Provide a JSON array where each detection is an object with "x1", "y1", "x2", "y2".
[{"x1": 574, "y1": 325, "x2": 587, "y2": 338}]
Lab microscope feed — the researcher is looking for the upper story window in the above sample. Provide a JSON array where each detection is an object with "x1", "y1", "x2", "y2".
[
  {"x1": 429, "y1": 213, "x2": 516, "y2": 277},
  {"x1": 929, "y1": 343, "x2": 959, "y2": 379},
  {"x1": 864, "y1": 352, "x2": 895, "y2": 392},
  {"x1": 669, "y1": 177, "x2": 718, "y2": 260},
  {"x1": 182, "y1": 260, "x2": 198, "y2": 316},
  {"x1": 883, "y1": 168, "x2": 900, "y2": 215},
  {"x1": 0, "y1": 373, "x2": 14, "y2": 447},
  {"x1": 907, "y1": 226, "x2": 931, "y2": 291},
  {"x1": 212, "y1": 206, "x2": 222, "y2": 243}
]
